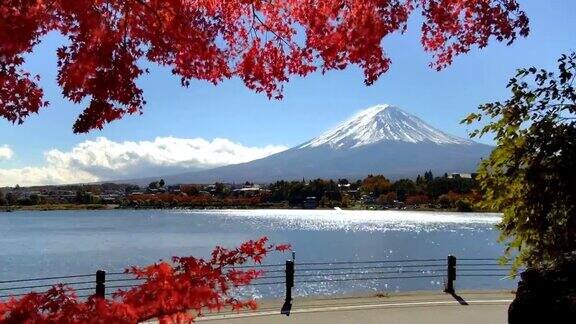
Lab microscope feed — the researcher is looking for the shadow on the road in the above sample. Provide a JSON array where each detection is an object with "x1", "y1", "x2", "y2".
[
  {"x1": 281, "y1": 300, "x2": 292, "y2": 316},
  {"x1": 451, "y1": 293, "x2": 469, "y2": 305}
]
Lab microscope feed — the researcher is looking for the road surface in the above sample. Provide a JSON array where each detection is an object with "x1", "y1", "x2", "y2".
[{"x1": 197, "y1": 290, "x2": 513, "y2": 324}]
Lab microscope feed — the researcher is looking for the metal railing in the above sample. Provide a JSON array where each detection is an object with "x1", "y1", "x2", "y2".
[
  {"x1": 0, "y1": 254, "x2": 516, "y2": 302},
  {"x1": 0, "y1": 270, "x2": 146, "y2": 299}
]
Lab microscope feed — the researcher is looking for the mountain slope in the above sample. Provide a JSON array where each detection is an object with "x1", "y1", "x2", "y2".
[{"x1": 152, "y1": 104, "x2": 493, "y2": 184}]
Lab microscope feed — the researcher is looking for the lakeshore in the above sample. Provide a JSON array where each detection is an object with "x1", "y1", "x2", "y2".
[
  {"x1": 0, "y1": 204, "x2": 491, "y2": 213},
  {"x1": 0, "y1": 204, "x2": 117, "y2": 212}
]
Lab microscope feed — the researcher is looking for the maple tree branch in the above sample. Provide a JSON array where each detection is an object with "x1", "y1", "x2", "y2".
[
  {"x1": 250, "y1": 4, "x2": 291, "y2": 47},
  {"x1": 247, "y1": 7, "x2": 258, "y2": 40}
]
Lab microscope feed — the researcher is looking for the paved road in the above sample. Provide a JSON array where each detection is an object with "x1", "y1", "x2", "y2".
[{"x1": 197, "y1": 291, "x2": 513, "y2": 324}]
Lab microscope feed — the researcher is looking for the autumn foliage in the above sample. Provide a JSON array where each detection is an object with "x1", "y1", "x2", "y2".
[
  {"x1": 127, "y1": 193, "x2": 264, "y2": 207},
  {"x1": 0, "y1": 237, "x2": 290, "y2": 323},
  {"x1": 1, "y1": 0, "x2": 528, "y2": 132}
]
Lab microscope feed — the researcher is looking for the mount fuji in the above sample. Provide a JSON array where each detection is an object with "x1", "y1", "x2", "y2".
[
  {"x1": 299, "y1": 104, "x2": 474, "y2": 149},
  {"x1": 153, "y1": 105, "x2": 492, "y2": 184}
]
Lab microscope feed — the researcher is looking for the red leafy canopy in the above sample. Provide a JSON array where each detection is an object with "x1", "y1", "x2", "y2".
[
  {"x1": 0, "y1": 0, "x2": 529, "y2": 133},
  {"x1": 0, "y1": 237, "x2": 291, "y2": 323}
]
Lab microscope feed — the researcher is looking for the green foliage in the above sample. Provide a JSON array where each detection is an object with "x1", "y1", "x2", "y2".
[
  {"x1": 424, "y1": 170, "x2": 434, "y2": 183},
  {"x1": 124, "y1": 184, "x2": 140, "y2": 194},
  {"x1": 26, "y1": 194, "x2": 42, "y2": 206},
  {"x1": 268, "y1": 179, "x2": 340, "y2": 206},
  {"x1": 213, "y1": 182, "x2": 226, "y2": 195},
  {"x1": 392, "y1": 179, "x2": 416, "y2": 201},
  {"x1": 437, "y1": 194, "x2": 451, "y2": 209},
  {"x1": 455, "y1": 199, "x2": 473, "y2": 212},
  {"x1": 427, "y1": 176, "x2": 475, "y2": 198},
  {"x1": 148, "y1": 181, "x2": 161, "y2": 190},
  {"x1": 75, "y1": 191, "x2": 100, "y2": 204},
  {"x1": 5, "y1": 192, "x2": 17, "y2": 205},
  {"x1": 463, "y1": 52, "x2": 576, "y2": 271}
]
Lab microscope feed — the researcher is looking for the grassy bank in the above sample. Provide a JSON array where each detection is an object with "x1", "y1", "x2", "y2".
[{"x1": 0, "y1": 204, "x2": 116, "y2": 212}]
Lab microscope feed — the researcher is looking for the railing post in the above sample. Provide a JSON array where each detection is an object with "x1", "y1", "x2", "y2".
[
  {"x1": 95, "y1": 270, "x2": 106, "y2": 298},
  {"x1": 444, "y1": 255, "x2": 456, "y2": 294},
  {"x1": 285, "y1": 257, "x2": 295, "y2": 305}
]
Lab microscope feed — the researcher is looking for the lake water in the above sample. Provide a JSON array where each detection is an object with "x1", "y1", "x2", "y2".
[{"x1": 0, "y1": 209, "x2": 515, "y2": 299}]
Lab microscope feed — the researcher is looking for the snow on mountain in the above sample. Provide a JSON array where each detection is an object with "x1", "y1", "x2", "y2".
[{"x1": 300, "y1": 104, "x2": 473, "y2": 149}]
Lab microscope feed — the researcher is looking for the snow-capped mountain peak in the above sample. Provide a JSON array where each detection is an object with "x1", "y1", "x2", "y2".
[
  {"x1": 151, "y1": 104, "x2": 492, "y2": 183},
  {"x1": 299, "y1": 104, "x2": 473, "y2": 149}
]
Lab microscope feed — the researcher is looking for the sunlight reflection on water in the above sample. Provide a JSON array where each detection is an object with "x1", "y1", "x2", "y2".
[{"x1": 174, "y1": 209, "x2": 501, "y2": 233}]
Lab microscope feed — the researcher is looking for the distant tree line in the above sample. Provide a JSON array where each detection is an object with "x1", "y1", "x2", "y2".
[
  {"x1": 0, "y1": 183, "x2": 140, "y2": 207},
  {"x1": 265, "y1": 171, "x2": 480, "y2": 211},
  {"x1": 1, "y1": 172, "x2": 482, "y2": 211},
  {"x1": 268, "y1": 179, "x2": 343, "y2": 207}
]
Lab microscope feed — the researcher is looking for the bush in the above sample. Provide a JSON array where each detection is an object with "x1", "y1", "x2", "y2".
[
  {"x1": 455, "y1": 199, "x2": 473, "y2": 212},
  {"x1": 508, "y1": 253, "x2": 576, "y2": 324},
  {"x1": 437, "y1": 194, "x2": 451, "y2": 208}
]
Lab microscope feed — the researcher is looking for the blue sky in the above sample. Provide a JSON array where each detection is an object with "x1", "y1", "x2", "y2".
[{"x1": 0, "y1": 0, "x2": 575, "y2": 186}]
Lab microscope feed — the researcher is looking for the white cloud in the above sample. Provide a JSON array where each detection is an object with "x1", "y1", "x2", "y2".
[
  {"x1": 0, "y1": 137, "x2": 288, "y2": 186},
  {"x1": 0, "y1": 145, "x2": 14, "y2": 160},
  {"x1": 0, "y1": 167, "x2": 98, "y2": 187}
]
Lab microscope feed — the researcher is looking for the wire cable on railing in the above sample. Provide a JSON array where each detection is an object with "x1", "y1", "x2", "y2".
[
  {"x1": 297, "y1": 274, "x2": 445, "y2": 284},
  {"x1": 296, "y1": 264, "x2": 445, "y2": 272},
  {"x1": 0, "y1": 280, "x2": 94, "y2": 291},
  {"x1": 259, "y1": 269, "x2": 286, "y2": 274},
  {"x1": 74, "y1": 287, "x2": 99, "y2": 292},
  {"x1": 295, "y1": 269, "x2": 444, "y2": 278},
  {"x1": 1, "y1": 287, "x2": 95, "y2": 299},
  {"x1": 458, "y1": 263, "x2": 511, "y2": 267},
  {"x1": 458, "y1": 268, "x2": 510, "y2": 272},
  {"x1": 0, "y1": 274, "x2": 93, "y2": 284},
  {"x1": 297, "y1": 259, "x2": 445, "y2": 266},
  {"x1": 228, "y1": 263, "x2": 285, "y2": 269},
  {"x1": 106, "y1": 272, "x2": 132, "y2": 276},
  {"x1": 105, "y1": 277, "x2": 146, "y2": 283},
  {"x1": 459, "y1": 274, "x2": 514, "y2": 277},
  {"x1": 253, "y1": 275, "x2": 286, "y2": 280},
  {"x1": 107, "y1": 284, "x2": 140, "y2": 290},
  {"x1": 0, "y1": 292, "x2": 29, "y2": 298},
  {"x1": 247, "y1": 281, "x2": 285, "y2": 286}
]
